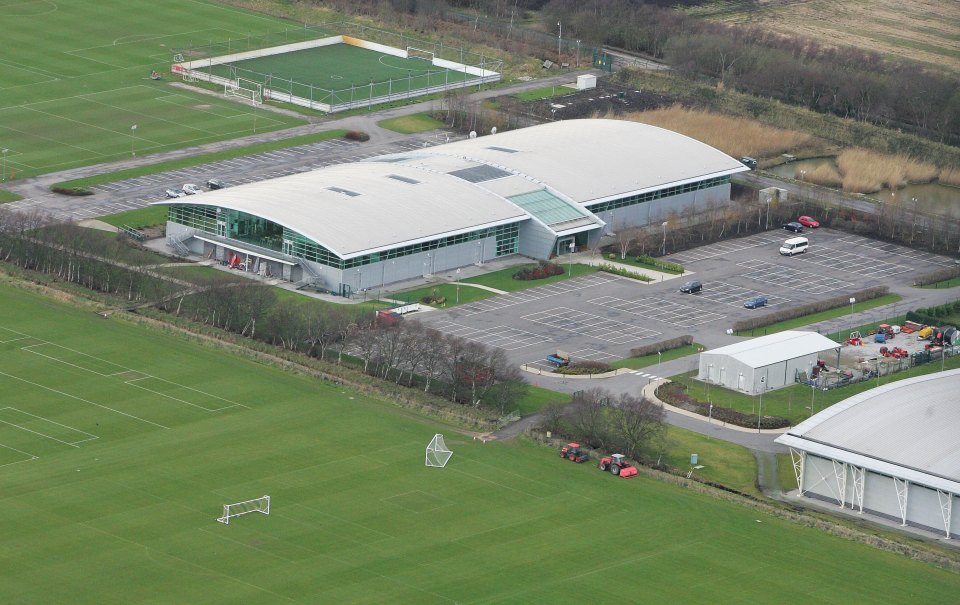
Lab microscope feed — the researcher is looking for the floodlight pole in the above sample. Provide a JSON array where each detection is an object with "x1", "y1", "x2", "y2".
[
  {"x1": 130, "y1": 124, "x2": 137, "y2": 157},
  {"x1": 456, "y1": 268, "x2": 461, "y2": 304},
  {"x1": 661, "y1": 221, "x2": 668, "y2": 256},
  {"x1": 757, "y1": 376, "x2": 765, "y2": 433},
  {"x1": 1, "y1": 148, "x2": 7, "y2": 181}
]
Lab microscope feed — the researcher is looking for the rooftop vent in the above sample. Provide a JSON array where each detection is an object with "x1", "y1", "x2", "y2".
[
  {"x1": 388, "y1": 174, "x2": 420, "y2": 184},
  {"x1": 448, "y1": 164, "x2": 512, "y2": 183},
  {"x1": 327, "y1": 186, "x2": 360, "y2": 197},
  {"x1": 487, "y1": 146, "x2": 519, "y2": 153}
]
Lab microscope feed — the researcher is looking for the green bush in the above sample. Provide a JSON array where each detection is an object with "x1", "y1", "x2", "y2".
[
  {"x1": 513, "y1": 262, "x2": 565, "y2": 281},
  {"x1": 51, "y1": 186, "x2": 93, "y2": 196},
  {"x1": 630, "y1": 335, "x2": 693, "y2": 358},
  {"x1": 657, "y1": 382, "x2": 789, "y2": 430},
  {"x1": 598, "y1": 263, "x2": 653, "y2": 281},
  {"x1": 912, "y1": 265, "x2": 960, "y2": 287},
  {"x1": 636, "y1": 254, "x2": 684, "y2": 274},
  {"x1": 344, "y1": 130, "x2": 370, "y2": 141},
  {"x1": 556, "y1": 360, "x2": 611, "y2": 375}
]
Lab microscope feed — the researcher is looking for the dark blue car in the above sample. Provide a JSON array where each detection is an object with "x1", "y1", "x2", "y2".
[{"x1": 744, "y1": 295, "x2": 768, "y2": 309}]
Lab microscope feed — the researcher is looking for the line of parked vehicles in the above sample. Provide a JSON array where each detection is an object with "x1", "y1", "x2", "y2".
[{"x1": 165, "y1": 179, "x2": 226, "y2": 199}]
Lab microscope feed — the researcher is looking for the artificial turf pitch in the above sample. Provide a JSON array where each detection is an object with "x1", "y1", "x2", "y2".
[{"x1": 1, "y1": 283, "x2": 958, "y2": 603}]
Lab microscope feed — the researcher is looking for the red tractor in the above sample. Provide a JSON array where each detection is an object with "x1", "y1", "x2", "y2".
[
  {"x1": 598, "y1": 453, "x2": 638, "y2": 478},
  {"x1": 560, "y1": 443, "x2": 589, "y2": 463}
]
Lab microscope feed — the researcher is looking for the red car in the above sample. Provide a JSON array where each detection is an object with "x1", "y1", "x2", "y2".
[{"x1": 797, "y1": 216, "x2": 820, "y2": 228}]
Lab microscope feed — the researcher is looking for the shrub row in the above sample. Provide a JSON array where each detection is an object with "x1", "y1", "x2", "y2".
[
  {"x1": 636, "y1": 254, "x2": 684, "y2": 274},
  {"x1": 597, "y1": 262, "x2": 654, "y2": 281},
  {"x1": 629, "y1": 335, "x2": 694, "y2": 358},
  {"x1": 51, "y1": 186, "x2": 94, "y2": 196},
  {"x1": 732, "y1": 286, "x2": 889, "y2": 332},
  {"x1": 906, "y1": 300, "x2": 960, "y2": 327},
  {"x1": 912, "y1": 265, "x2": 960, "y2": 287},
  {"x1": 556, "y1": 360, "x2": 612, "y2": 375},
  {"x1": 343, "y1": 130, "x2": 370, "y2": 141},
  {"x1": 656, "y1": 382, "x2": 790, "y2": 430},
  {"x1": 512, "y1": 262, "x2": 564, "y2": 281}
]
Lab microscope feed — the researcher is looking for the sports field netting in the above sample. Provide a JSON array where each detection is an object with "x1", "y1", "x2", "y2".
[
  {"x1": 210, "y1": 44, "x2": 472, "y2": 104},
  {"x1": 175, "y1": 33, "x2": 501, "y2": 112}
]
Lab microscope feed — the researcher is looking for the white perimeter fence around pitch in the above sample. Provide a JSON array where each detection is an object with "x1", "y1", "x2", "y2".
[{"x1": 172, "y1": 35, "x2": 500, "y2": 113}]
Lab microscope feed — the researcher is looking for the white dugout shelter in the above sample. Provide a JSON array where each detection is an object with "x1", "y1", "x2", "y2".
[
  {"x1": 697, "y1": 331, "x2": 839, "y2": 395},
  {"x1": 776, "y1": 369, "x2": 960, "y2": 539}
]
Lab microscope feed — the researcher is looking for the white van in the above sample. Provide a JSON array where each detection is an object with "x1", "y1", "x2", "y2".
[{"x1": 779, "y1": 236, "x2": 809, "y2": 256}]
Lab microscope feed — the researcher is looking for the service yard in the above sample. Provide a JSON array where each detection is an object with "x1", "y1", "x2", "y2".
[{"x1": 416, "y1": 229, "x2": 954, "y2": 367}]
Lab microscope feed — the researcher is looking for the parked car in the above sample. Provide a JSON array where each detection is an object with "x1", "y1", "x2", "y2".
[
  {"x1": 206, "y1": 179, "x2": 226, "y2": 190},
  {"x1": 165, "y1": 188, "x2": 184, "y2": 198},
  {"x1": 679, "y1": 280, "x2": 702, "y2": 294},
  {"x1": 797, "y1": 215, "x2": 820, "y2": 228},
  {"x1": 740, "y1": 156, "x2": 757, "y2": 169},
  {"x1": 783, "y1": 222, "x2": 804, "y2": 233},
  {"x1": 182, "y1": 183, "x2": 202, "y2": 195},
  {"x1": 744, "y1": 295, "x2": 769, "y2": 309}
]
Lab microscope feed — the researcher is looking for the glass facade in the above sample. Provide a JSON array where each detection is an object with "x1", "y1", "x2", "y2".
[
  {"x1": 168, "y1": 205, "x2": 520, "y2": 269},
  {"x1": 587, "y1": 176, "x2": 730, "y2": 214}
]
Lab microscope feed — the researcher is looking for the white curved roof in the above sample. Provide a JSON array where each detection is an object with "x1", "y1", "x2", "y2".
[
  {"x1": 418, "y1": 118, "x2": 749, "y2": 204},
  {"x1": 153, "y1": 162, "x2": 528, "y2": 258},
  {"x1": 153, "y1": 119, "x2": 745, "y2": 257},
  {"x1": 776, "y1": 369, "x2": 960, "y2": 490}
]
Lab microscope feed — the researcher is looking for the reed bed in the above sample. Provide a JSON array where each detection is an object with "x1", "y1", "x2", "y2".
[
  {"x1": 836, "y1": 148, "x2": 939, "y2": 193},
  {"x1": 617, "y1": 105, "x2": 811, "y2": 159}
]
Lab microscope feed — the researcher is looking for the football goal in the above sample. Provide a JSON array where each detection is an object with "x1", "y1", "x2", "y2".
[
  {"x1": 425, "y1": 434, "x2": 453, "y2": 468},
  {"x1": 225, "y1": 77, "x2": 263, "y2": 105},
  {"x1": 407, "y1": 47, "x2": 435, "y2": 62},
  {"x1": 217, "y1": 495, "x2": 270, "y2": 524}
]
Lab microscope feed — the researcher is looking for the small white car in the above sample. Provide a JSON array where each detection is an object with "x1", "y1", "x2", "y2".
[
  {"x1": 165, "y1": 188, "x2": 185, "y2": 198},
  {"x1": 182, "y1": 183, "x2": 202, "y2": 195}
]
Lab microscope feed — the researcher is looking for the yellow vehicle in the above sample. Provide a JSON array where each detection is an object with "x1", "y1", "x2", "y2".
[{"x1": 917, "y1": 326, "x2": 934, "y2": 340}]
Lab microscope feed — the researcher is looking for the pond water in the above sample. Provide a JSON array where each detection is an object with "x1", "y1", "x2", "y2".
[{"x1": 767, "y1": 158, "x2": 960, "y2": 218}]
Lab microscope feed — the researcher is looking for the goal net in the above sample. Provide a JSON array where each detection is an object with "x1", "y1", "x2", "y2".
[
  {"x1": 407, "y1": 47, "x2": 435, "y2": 62},
  {"x1": 217, "y1": 495, "x2": 270, "y2": 524},
  {"x1": 425, "y1": 434, "x2": 453, "y2": 468},
  {"x1": 225, "y1": 77, "x2": 263, "y2": 105}
]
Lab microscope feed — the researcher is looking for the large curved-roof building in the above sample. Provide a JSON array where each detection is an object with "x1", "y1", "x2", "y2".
[
  {"x1": 776, "y1": 369, "x2": 960, "y2": 538},
  {"x1": 154, "y1": 119, "x2": 748, "y2": 294}
]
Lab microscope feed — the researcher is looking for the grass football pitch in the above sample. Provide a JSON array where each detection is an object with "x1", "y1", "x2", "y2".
[
  {"x1": 210, "y1": 44, "x2": 472, "y2": 104},
  {"x1": 1, "y1": 284, "x2": 959, "y2": 603},
  {"x1": 0, "y1": 0, "x2": 305, "y2": 179}
]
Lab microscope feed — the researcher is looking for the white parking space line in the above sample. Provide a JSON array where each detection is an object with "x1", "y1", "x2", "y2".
[
  {"x1": 522, "y1": 307, "x2": 661, "y2": 344},
  {"x1": 669, "y1": 235, "x2": 782, "y2": 263},
  {"x1": 452, "y1": 274, "x2": 618, "y2": 317},
  {"x1": 694, "y1": 281, "x2": 791, "y2": 307},
  {"x1": 738, "y1": 259, "x2": 852, "y2": 294},
  {"x1": 429, "y1": 322, "x2": 545, "y2": 351},
  {"x1": 588, "y1": 295, "x2": 725, "y2": 328},
  {"x1": 797, "y1": 248, "x2": 913, "y2": 277},
  {"x1": 827, "y1": 235, "x2": 954, "y2": 267}
]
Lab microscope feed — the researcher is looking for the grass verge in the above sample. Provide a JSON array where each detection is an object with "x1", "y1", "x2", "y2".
[
  {"x1": 610, "y1": 343, "x2": 705, "y2": 370},
  {"x1": 55, "y1": 130, "x2": 348, "y2": 190},
  {"x1": 652, "y1": 425, "x2": 760, "y2": 496},
  {"x1": 0, "y1": 189, "x2": 22, "y2": 204},
  {"x1": 393, "y1": 283, "x2": 497, "y2": 308},
  {"x1": 464, "y1": 263, "x2": 598, "y2": 292},
  {"x1": 735, "y1": 294, "x2": 902, "y2": 336},
  {"x1": 377, "y1": 112, "x2": 445, "y2": 133},
  {"x1": 919, "y1": 277, "x2": 960, "y2": 289},
  {"x1": 99, "y1": 206, "x2": 168, "y2": 228}
]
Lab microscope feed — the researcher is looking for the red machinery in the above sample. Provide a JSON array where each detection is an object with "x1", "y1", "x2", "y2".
[
  {"x1": 560, "y1": 443, "x2": 589, "y2": 463},
  {"x1": 598, "y1": 454, "x2": 638, "y2": 478}
]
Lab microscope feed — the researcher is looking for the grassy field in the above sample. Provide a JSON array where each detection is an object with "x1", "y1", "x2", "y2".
[
  {"x1": 3, "y1": 284, "x2": 959, "y2": 603},
  {"x1": 0, "y1": 0, "x2": 306, "y2": 179},
  {"x1": 686, "y1": 0, "x2": 960, "y2": 77},
  {"x1": 377, "y1": 112, "x2": 445, "y2": 134},
  {"x1": 206, "y1": 44, "x2": 471, "y2": 104}
]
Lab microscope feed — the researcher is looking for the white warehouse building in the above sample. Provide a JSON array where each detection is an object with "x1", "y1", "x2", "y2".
[
  {"x1": 697, "y1": 331, "x2": 839, "y2": 395},
  {"x1": 154, "y1": 119, "x2": 748, "y2": 295},
  {"x1": 776, "y1": 369, "x2": 960, "y2": 539}
]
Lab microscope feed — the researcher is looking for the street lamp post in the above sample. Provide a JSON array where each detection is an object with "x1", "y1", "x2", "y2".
[
  {"x1": 576, "y1": 40, "x2": 581, "y2": 68},
  {"x1": 455, "y1": 268, "x2": 461, "y2": 304},
  {"x1": 130, "y1": 124, "x2": 138, "y2": 157},
  {"x1": 799, "y1": 169, "x2": 806, "y2": 202},
  {"x1": 568, "y1": 241, "x2": 575, "y2": 275},
  {"x1": 1, "y1": 148, "x2": 7, "y2": 182},
  {"x1": 765, "y1": 199, "x2": 771, "y2": 230},
  {"x1": 757, "y1": 376, "x2": 765, "y2": 433},
  {"x1": 657, "y1": 350, "x2": 662, "y2": 376},
  {"x1": 661, "y1": 221, "x2": 668, "y2": 256},
  {"x1": 810, "y1": 384, "x2": 816, "y2": 416},
  {"x1": 557, "y1": 21, "x2": 562, "y2": 65}
]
